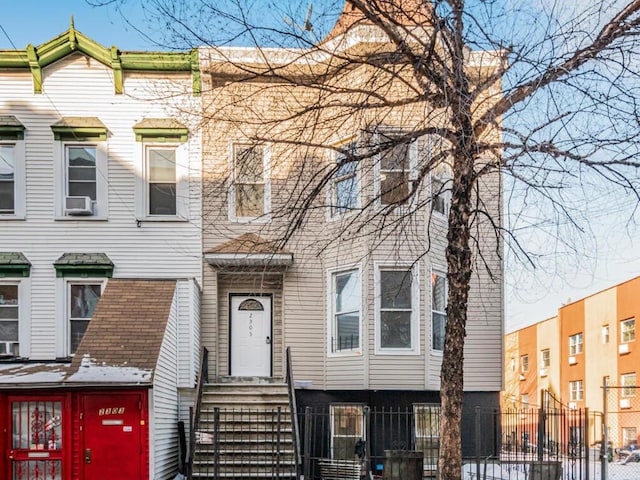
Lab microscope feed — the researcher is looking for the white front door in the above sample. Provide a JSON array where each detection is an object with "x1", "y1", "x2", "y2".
[{"x1": 230, "y1": 295, "x2": 272, "y2": 377}]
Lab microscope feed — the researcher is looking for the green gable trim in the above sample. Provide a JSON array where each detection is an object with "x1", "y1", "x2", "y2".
[
  {"x1": 0, "y1": 19, "x2": 201, "y2": 95},
  {"x1": 0, "y1": 117, "x2": 25, "y2": 141},
  {"x1": 54, "y1": 252, "x2": 114, "y2": 278},
  {"x1": 0, "y1": 252, "x2": 31, "y2": 277},
  {"x1": 51, "y1": 117, "x2": 107, "y2": 141},
  {"x1": 133, "y1": 118, "x2": 189, "y2": 143}
]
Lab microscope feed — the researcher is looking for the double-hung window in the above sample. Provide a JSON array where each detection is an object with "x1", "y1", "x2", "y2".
[
  {"x1": 231, "y1": 143, "x2": 269, "y2": 220},
  {"x1": 541, "y1": 349, "x2": 550, "y2": 368},
  {"x1": 377, "y1": 133, "x2": 415, "y2": 207},
  {"x1": 0, "y1": 284, "x2": 19, "y2": 356},
  {"x1": 147, "y1": 146, "x2": 177, "y2": 216},
  {"x1": 521, "y1": 354, "x2": 529, "y2": 373},
  {"x1": 622, "y1": 373, "x2": 636, "y2": 398},
  {"x1": 569, "y1": 380, "x2": 583, "y2": 401},
  {"x1": 68, "y1": 283, "x2": 102, "y2": 354},
  {"x1": 66, "y1": 145, "x2": 97, "y2": 209},
  {"x1": 331, "y1": 141, "x2": 359, "y2": 215},
  {"x1": 429, "y1": 136, "x2": 452, "y2": 217},
  {"x1": 329, "y1": 268, "x2": 361, "y2": 353},
  {"x1": 621, "y1": 318, "x2": 635, "y2": 344},
  {"x1": 569, "y1": 333, "x2": 583, "y2": 355},
  {"x1": 377, "y1": 266, "x2": 418, "y2": 353},
  {"x1": 431, "y1": 270, "x2": 446, "y2": 352},
  {"x1": 133, "y1": 118, "x2": 189, "y2": 220},
  {"x1": 0, "y1": 116, "x2": 25, "y2": 218}
]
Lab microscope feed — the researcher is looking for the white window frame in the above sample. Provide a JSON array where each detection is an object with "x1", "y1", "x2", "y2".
[
  {"x1": 327, "y1": 265, "x2": 362, "y2": 356},
  {"x1": 0, "y1": 279, "x2": 30, "y2": 358},
  {"x1": 621, "y1": 318, "x2": 635, "y2": 344},
  {"x1": 521, "y1": 354, "x2": 529, "y2": 373},
  {"x1": 569, "y1": 380, "x2": 583, "y2": 401},
  {"x1": 621, "y1": 373, "x2": 636, "y2": 398},
  {"x1": 428, "y1": 134, "x2": 452, "y2": 219},
  {"x1": 622, "y1": 427, "x2": 637, "y2": 448},
  {"x1": 54, "y1": 140, "x2": 108, "y2": 220},
  {"x1": 521, "y1": 394, "x2": 529, "y2": 406},
  {"x1": 330, "y1": 404, "x2": 365, "y2": 460},
  {"x1": 135, "y1": 142, "x2": 189, "y2": 221},
  {"x1": 56, "y1": 278, "x2": 106, "y2": 357},
  {"x1": 228, "y1": 142, "x2": 271, "y2": 222},
  {"x1": 373, "y1": 130, "x2": 417, "y2": 209},
  {"x1": 431, "y1": 268, "x2": 447, "y2": 353},
  {"x1": 374, "y1": 262, "x2": 420, "y2": 355},
  {"x1": 602, "y1": 325, "x2": 610, "y2": 344},
  {"x1": 541, "y1": 349, "x2": 550, "y2": 368},
  {"x1": 0, "y1": 140, "x2": 25, "y2": 219},
  {"x1": 413, "y1": 404, "x2": 440, "y2": 469},
  {"x1": 569, "y1": 333, "x2": 583, "y2": 355},
  {"x1": 328, "y1": 138, "x2": 360, "y2": 219}
]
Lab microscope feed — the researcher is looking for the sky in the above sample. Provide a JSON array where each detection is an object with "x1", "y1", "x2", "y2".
[{"x1": 1, "y1": 1, "x2": 639, "y2": 331}]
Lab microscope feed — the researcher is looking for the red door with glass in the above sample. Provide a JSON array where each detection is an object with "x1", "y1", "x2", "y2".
[
  {"x1": 81, "y1": 392, "x2": 146, "y2": 480},
  {"x1": 8, "y1": 396, "x2": 66, "y2": 480}
]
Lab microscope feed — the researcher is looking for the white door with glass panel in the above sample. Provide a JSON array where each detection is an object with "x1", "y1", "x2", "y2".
[{"x1": 230, "y1": 295, "x2": 272, "y2": 377}]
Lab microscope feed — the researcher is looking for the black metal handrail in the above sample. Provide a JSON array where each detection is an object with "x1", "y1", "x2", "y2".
[
  {"x1": 187, "y1": 346, "x2": 209, "y2": 480},
  {"x1": 286, "y1": 346, "x2": 301, "y2": 478}
]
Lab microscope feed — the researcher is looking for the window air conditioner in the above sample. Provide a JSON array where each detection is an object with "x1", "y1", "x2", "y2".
[
  {"x1": 568, "y1": 402, "x2": 577, "y2": 410},
  {"x1": 519, "y1": 374, "x2": 525, "y2": 381},
  {"x1": 568, "y1": 356, "x2": 577, "y2": 365},
  {"x1": 539, "y1": 369, "x2": 548, "y2": 377},
  {"x1": 620, "y1": 398, "x2": 631, "y2": 409},
  {"x1": 0, "y1": 341, "x2": 19, "y2": 357},
  {"x1": 619, "y1": 343, "x2": 630, "y2": 355},
  {"x1": 65, "y1": 196, "x2": 93, "y2": 216}
]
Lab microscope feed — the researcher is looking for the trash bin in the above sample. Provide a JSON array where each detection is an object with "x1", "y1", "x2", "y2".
[
  {"x1": 529, "y1": 461, "x2": 562, "y2": 480},
  {"x1": 383, "y1": 450, "x2": 423, "y2": 480}
]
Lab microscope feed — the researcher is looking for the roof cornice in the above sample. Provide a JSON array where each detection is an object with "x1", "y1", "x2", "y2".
[{"x1": 0, "y1": 18, "x2": 201, "y2": 96}]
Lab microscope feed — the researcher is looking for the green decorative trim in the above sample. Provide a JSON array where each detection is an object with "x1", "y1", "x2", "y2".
[
  {"x1": 0, "y1": 19, "x2": 200, "y2": 95},
  {"x1": 54, "y1": 265, "x2": 113, "y2": 278},
  {"x1": 51, "y1": 117, "x2": 107, "y2": 141},
  {"x1": 134, "y1": 128, "x2": 189, "y2": 143},
  {"x1": 54, "y1": 252, "x2": 114, "y2": 278},
  {"x1": 0, "y1": 126, "x2": 24, "y2": 141},
  {"x1": 0, "y1": 264, "x2": 30, "y2": 278}
]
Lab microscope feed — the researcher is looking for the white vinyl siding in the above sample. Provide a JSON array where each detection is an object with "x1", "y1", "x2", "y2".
[
  {"x1": 150, "y1": 287, "x2": 179, "y2": 480},
  {"x1": 0, "y1": 53, "x2": 201, "y2": 361}
]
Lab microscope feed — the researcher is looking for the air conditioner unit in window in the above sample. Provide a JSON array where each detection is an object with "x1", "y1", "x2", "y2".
[
  {"x1": 568, "y1": 402, "x2": 577, "y2": 410},
  {"x1": 569, "y1": 356, "x2": 577, "y2": 365},
  {"x1": 539, "y1": 369, "x2": 548, "y2": 377},
  {"x1": 0, "y1": 341, "x2": 19, "y2": 357},
  {"x1": 65, "y1": 196, "x2": 93, "y2": 216},
  {"x1": 519, "y1": 374, "x2": 525, "y2": 381},
  {"x1": 619, "y1": 343, "x2": 630, "y2": 355},
  {"x1": 620, "y1": 398, "x2": 631, "y2": 409}
]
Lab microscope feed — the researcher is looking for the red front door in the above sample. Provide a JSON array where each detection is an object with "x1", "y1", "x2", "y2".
[{"x1": 81, "y1": 393, "x2": 145, "y2": 480}]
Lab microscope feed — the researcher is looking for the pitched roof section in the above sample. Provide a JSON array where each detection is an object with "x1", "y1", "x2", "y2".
[
  {"x1": 68, "y1": 279, "x2": 177, "y2": 384},
  {"x1": 323, "y1": 0, "x2": 433, "y2": 43},
  {"x1": 0, "y1": 252, "x2": 31, "y2": 277},
  {"x1": 205, "y1": 233, "x2": 294, "y2": 268},
  {"x1": 0, "y1": 116, "x2": 25, "y2": 140},
  {"x1": 0, "y1": 18, "x2": 200, "y2": 95}
]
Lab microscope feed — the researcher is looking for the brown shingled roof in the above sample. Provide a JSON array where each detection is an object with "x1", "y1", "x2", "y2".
[
  {"x1": 323, "y1": 0, "x2": 433, "y2": 43},
  {"x1": 206, "y1": 233, "x2": 289, "y2": 255},
  {"x1": 70, "y1": 279, "x2": 176, "y2": 379}
]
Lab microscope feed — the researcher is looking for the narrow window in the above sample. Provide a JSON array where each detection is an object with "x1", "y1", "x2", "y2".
[
  {"x1": 541, "y1": 349, "x2": 550, "y2": 368},
  {"x1": 147, "y1": 146, "x2": 177, "y2": 216},
  {"x1": 233, "y1": 143, "x2": 266, "y2": 218},
  {"x1": 0, "y1": 284, "x2": 19, "y2": 356},
  {"x1": 431, "y1": 177, "x2": 447, "y2": 215},
  {"x1": 331, "y1": 269, "x2": 360, "y2": 353},
  {"x1": 379, "y1": 134, "x2": 411, "y2": 205},
  {"x1": 0, "y1": 144, "x2": 15, "y2": 214},
  {"x1": 602, "y1": 324, "x2": 610, "y2": 344},
  {"x1": 569, "y1": 380, "x2": 583, "y2": 401},
  {"x1": 68, "y1": 283, "x2": 102, "y2": 354},
  {"x1": 521, "y1": 354, "x2": 529, "y2": 373},
  {"x1": 414, "y1": 404, "x2": 440, "y2": 471},
  {"x1": 431, "y1": 271, "x2": 446, "y2": 351},
  {"x1": 332, "y1": 142, "x2": 358, "y2": 215},
  {"x1": 379, "y1": 268, "x2": 414, "y2": 350},
  {"x1": 65, "y1": 145, "x2": 97, "y2": 214},
  {"x1": 330, "y1": 404, "x2": 364, "y2": 460}
]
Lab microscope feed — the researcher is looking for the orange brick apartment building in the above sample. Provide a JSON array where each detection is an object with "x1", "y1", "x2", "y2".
[{"x1": 504, "y1": 276, "x2": 639, "y2": 449}]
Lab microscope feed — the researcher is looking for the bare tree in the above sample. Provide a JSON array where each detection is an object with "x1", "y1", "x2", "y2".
[{"x1": 92, "y1": 0, "x2": 640, "y2": 478}]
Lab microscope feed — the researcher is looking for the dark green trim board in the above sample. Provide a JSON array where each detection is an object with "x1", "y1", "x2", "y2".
[
  {"x1": 0, "y1": 252, "x2": 31, "y2": 278},
  {"x1": 54, "y1": 253, "x2": 114, "y2": 278},
  {"x1": 51, "y1": 117, "x2": 107, "y2": 141},
  {"x1": 0, "y1": 18, "x2": 201, "y2": 95},
  {"x1": 133, "y1": 118, "x2": 189, "y2": 143},
  {"x1": 0, "y1": 117, "x2": 25, "y2": 141}
]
